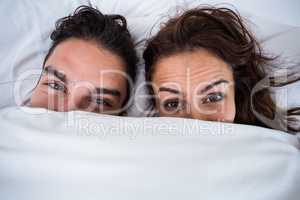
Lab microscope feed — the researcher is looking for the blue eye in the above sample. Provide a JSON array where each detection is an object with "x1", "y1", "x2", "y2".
[
  {"x1": 202, "y1": 92, "x2": 225, "y2": 104},
  {"x1": 47, "y1": 82, "x2": 66, "y2": 92}
]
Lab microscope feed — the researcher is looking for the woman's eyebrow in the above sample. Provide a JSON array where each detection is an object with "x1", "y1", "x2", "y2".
[
  {"x1": 159, "y1": 87, "x2": 181, "y2": 94},
  {"x1": 200, "y1": 79, "x2": 229, "y2": 94},
  {"x1": 43, "y1": 65, "x2": 67, "y2": 83}
]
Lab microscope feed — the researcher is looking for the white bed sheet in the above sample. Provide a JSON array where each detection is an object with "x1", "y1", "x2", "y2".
[{"x1": 0, "y1": 106, "x2": 299, "y2": 200}]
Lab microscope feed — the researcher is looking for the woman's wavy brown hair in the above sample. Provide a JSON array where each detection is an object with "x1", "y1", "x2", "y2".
[{"x1": 143, "y1": 6, "x2": 300, "y2": 133}]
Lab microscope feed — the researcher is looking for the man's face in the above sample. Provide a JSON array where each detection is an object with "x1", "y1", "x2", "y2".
[{"x1": 30, "y1": 38, "x2": 128, "y2": 115}]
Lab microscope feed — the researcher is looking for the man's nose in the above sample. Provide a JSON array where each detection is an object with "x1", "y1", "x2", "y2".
[{"x1": 67, "y1": 87, "x2": 92, "y2": 111}]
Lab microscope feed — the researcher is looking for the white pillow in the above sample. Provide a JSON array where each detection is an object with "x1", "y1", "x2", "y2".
[
  {"x1": 0, "y1": 0, "x2": 91, "y2": 108},
  {"x1": 0, "y1": 0, "x2": 299, "y2": 115},
  {"x1": 0, "y1": 0, "x2": 179, "y2": 112}
]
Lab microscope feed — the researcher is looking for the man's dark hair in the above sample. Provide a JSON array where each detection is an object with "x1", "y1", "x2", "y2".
[{"x1": 44, "y1": 5, "x2": 138, "y2": 108}]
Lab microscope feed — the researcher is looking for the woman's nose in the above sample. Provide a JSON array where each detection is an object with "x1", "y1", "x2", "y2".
[
  {"x1": 178, "y1": 103, "x2": 203, "y2": 120},
  {"x1": 183, "y1": 103, "x2": 210, "y2": 121}
]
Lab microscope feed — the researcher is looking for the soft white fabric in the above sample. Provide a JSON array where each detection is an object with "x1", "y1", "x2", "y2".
[
  {"x1": 0, "y1": 106, "x2": 299, "y2": 200},
  {"x1": 0, "y1": 0, "x2": 299, "y2": 115},
  {"x1": 0, "y1": 0, "x2": 90, "y2": 108},
  {"x1": 181, "y1": 0, "x2": 300, "y2": 27}
]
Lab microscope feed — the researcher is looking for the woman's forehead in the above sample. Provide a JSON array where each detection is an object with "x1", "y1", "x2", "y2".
[{"x1": 152, "y1": 50, "x2": 233, "y2": 85}]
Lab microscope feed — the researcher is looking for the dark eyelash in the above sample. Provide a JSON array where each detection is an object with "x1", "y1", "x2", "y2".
[
  {"x1": 202, "y1": 92, "x2": 225, "y2": 104},
  {"x1": 44, "y1": 81, "x2": 67, "y2": 93},
  {"x1": 94, "y1": 98, "x2": 113, "y2": 108},
  {"x1": 163, "y1": 98, "x2": 184, "y2": 111},
  {"x1": 163, "y1": 99, "x2": 178, "y2": 107}
]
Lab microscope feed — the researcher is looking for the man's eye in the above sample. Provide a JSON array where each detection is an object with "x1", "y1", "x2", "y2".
[
  {"x1": 47, "y1": 82, "x2": 66, "y2": 92},
  {"x1": 202, "y1": 92, "x2": 225, "y2": 104},
  {"x1": 95, "y1": 98, "x2": 113, "y2": 108}
]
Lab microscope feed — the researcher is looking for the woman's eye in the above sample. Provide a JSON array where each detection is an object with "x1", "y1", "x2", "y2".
[
  {"x1": 202, "y1": 92, "x2": 225, "y2": 104},
  {"x1": 163, "y1": 99, "x2": 181, "y2": 112},
  {"x1": 47, "y1": 82, "x2": 66, "y2": 92}
]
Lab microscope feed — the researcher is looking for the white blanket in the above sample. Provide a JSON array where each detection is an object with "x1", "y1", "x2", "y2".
[{"x1": 0, "y1": 107, "x2": 299, "y2": 200}]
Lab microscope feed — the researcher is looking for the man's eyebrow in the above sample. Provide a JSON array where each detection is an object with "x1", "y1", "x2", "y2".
[
  {"x1": 200, "y1": 79, "x2": 229, "y2": 94},
  {"x1": 43, "y1": 66, "x2": 67, "y2": 83},
  {"x1": 159, "y1": 87, "x2": 181, "y2": 94},
  {"x1": 94, "y1": 87, "x2": 121, "y2": 97}
]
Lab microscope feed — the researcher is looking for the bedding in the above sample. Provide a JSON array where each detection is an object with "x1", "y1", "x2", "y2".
[
  {"x1": 0, "y1": 0, "x2": 299, "y2": 116},
  {"x1": 0, "y1": 106, "x2": 299, "y2": 200}
]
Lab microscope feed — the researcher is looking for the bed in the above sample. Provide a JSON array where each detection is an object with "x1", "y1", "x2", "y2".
[{"x1": 0, "y1": 1, "x2": 299, "y2": 199}]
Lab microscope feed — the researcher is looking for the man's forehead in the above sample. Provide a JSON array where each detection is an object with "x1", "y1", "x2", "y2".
[{"x1": 48, "y1": 38, "x2": 126, "y2": 71}]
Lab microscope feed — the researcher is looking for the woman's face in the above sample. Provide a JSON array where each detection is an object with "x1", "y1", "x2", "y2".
[
  {"x1": 30, "y1": 38, "x2": 128, "y2": 114},
  {"x1": 152, "y1": 49, "x2": 236, "y2": 122}
]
